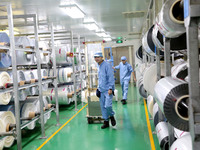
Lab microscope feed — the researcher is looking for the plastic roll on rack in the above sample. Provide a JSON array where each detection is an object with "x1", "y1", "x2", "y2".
[
  {"x1": 174, "y1": 128, "x2": 189, "y2": 139},
  {"x1": 0, "y1": 32, "x2": 12, "y2": 68},
  {"x1": 156, "y1": 122, "x2": 169, "y2": 150},
  {"x1": 143, "y1": 64, "x2": 157, "y2": 96},
  {"x1": 34, "y1": 99, "x2": 48, "y2": 124},
  {"x1": 49, "y1": 67, "x2": 73, "y2": 83},
  {"x1": 20, "y1": 102, "x2": 37, "y2": 130},
  {"x1": 171, "y1": 60, "x2": 188, "y2": 80},
  {"x1": 153, "y1": 103, "x2": 165, "y2": 127},
  {"x1": 40, "y1": 50, "x2": 50, "y2": 64},
  {"x1": 24, "y1": 71, "x2": 37, "y2": 95},
  {"x1": 157, "y1": 0, "x2": 185, "y2": 38},
  {"x1": 43, "y1": 96, "x2": 51, "y2": 120},
  {"x1": 147, "y1": 95, "x2": 154, "y2": 117},
  {"x1": 170, "y1": 134, "x2": 192, "y2": 150},
  {"x1": 10, "y1": 70, "x2": 28, "y2": 100},
  {"x1": 0, "y1": 111, "x2": 16, "y2": 148},
  {"x1": 31, "y1": 69, "x2": 48, "y2": 91},
  {"x1": 0, "y1": 119, "x2": 5, "y2": 150},
  {"x1": 43, "y1": 87, "x2": 72, "y2": 105},
  {"x1": 39, "y1": 41, "x2": 50, "y2": 63},
  {"x1": 152, "y1": 17, "x2": 164, "y2": 50},
  {"x1": 154, "y1": 77, "x2": 189, "y2": 131},
  {"x1": 52, "y1": 45, "x2": 72, "y2": 65},
  {"x1": 0, "y1": 72, "x2": 12, "y2": 105},
  {"x1": 138, "y1": 77, "x2": 147, "y2": 98},
  {"x1": 15, "y1": 36, "x2": 35, "y2": 65},
  {"x1": 136, "y1": 46, "x2": 143, "y2": 61},
  {"x1": 142, "y1": 25, "x2": 164, "y2": 56}
]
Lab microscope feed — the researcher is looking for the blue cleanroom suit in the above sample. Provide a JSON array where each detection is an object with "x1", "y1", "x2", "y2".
[
  {"x1": 114, "y1": 61, "x2": 133, "y2": 100},
  {"x1": 97, "y1": 61, "x2": 115, "y2": 121}
]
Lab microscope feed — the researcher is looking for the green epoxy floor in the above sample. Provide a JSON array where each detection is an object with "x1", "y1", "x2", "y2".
[{"x1": 10, "y1": 84, "x2": 160, "y2": 150}]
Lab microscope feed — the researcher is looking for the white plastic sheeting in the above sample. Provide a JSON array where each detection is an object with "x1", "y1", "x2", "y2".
[
  {"x1": 0, "y1": 72, "x2": 11, "y2": 105},
  {"x1": 0, "y1": 111, "x2": 16, "y2": 148},
  {"x1": 49, "y1": 67, "x2": 73, "y2": 83},
  {"x1": 43, "y1": 87, "x2": 73, "y2": 105},
  {"x1": 143, "y1": 64, "x2": 157, "y2": 96},
  {"x1": 51, "y1": 45, "x2": 72, "y2": 65},
  {"x1": 171, "y1": 60, "x2": 188, "y2": 80},
  {"x1": 10, "y1": 70, "x2": 28, "y2": 101},
  {"x1": 147, "y1": 95, "x2": 154, "y2": 117},
  {"x1": 23, "y1": 71, "x2": 37, "y2": 95},
  {"x1": 170, "y1": 134, "x2": 192, "y2": 150},
  {"x1": 156, "y1": 122, "x2": 169, "y2": 150}
]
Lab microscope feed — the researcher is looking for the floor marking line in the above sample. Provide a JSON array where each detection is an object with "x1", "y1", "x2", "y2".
[
  {"x1": 36, "y1": 103, "x2": 88, "y2": 150},
  {"x1": 144, "y1": 99, "x2": 156, "y2": 150}
]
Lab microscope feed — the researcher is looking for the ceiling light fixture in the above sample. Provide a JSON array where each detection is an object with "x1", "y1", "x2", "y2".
[
  {"x1": 60, "y1": 4, "x2": 85, "y2": 18},
  {"x1": 84, "y1": 22, "x2": 99, "y2": 31},
  {"x1": 96, "y1": 32, "x2": 110, "y2": 37},
  {"x1": 103, "y1": 37, "x2": 112, "y2": 41}
]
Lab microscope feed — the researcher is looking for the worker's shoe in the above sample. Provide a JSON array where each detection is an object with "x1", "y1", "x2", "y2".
[
  {"x1": 101, "y1": 121, "x2": 109, "y2": 129},
  {"x1": 121, "y1": 99, "x2": 127, "y2": 105},
  {"x1": 110, "y1": 116, "x2": 116, "y2": 126}
]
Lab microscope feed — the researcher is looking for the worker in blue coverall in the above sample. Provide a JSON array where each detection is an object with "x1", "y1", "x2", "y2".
[
  {"x1": 94, "y1": 52, "x2": 116, "y2": 129},
  {"x1": 113, "y1": 56, "x2": 136, "y2": 105}
]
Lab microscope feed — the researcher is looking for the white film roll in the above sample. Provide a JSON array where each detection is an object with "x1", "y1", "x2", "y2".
[
  {"x1": 32, "y1": 69, "x2": 48, "y2": 91},
  {"x1": 43, "y1": 96, "x2": 51, "y2": 120},
  {"x1": 20, "y1": 102, "x2": 37, "y2": 130},
  {"x1": 23, "y1": 71, "x2": 37, "y2": 95},
  {"x1": 34, "y1": 100, "x2": 48, "y2": 124},
  {"x1": 171, "y1": 60, "x2": 188, "y2": 80},
  {"x1": 170, "y1": 134, "x2": 192, "y2": 150},
  {"x1": 143, "y1": 64, "x2": 157, "y2": 96},
  {"x1": 153, "y1": 103, "x2": 165, "y2": 127},
  {"x1": 0, "y1": 72, "x2": 11, "y2": 105},
  {"x1": 0, "y1": 119, "x2": 5, "y2": 149},
  {"x1": 10, "y1": 70, "x2": 28, "y2": 101},
  {"x1": 152, "y1": 16, "x2": 164, "y2": 50},
  {"x1": 0, "y1": 111, "x2": 16, "y2": 148},
  {"x1": 43, "y1": 87, "x2": 71, "y2": 105},
  {"x1": 147, "y1": 95, "x2": 154, "y2": 117},
  {"x1": 40, "y1": 50, "x2": 50, "y2": 64},
  {"x1": 138, "y1": 77, "x2": 147, "y2": 98},
  {"x1": 174, "y1": 128, "x2": 189, "y2": 139},
  {"x1": 154, "y1": 77, "x2": 189, "y2": 131},
  {"x1": 158, "y1": 0, "x2": 185, "y2": 38},
  {"x1": 49, "y1": 67, "x2": 73, "y2": 83},
  {"x1": 142, "y1": 25, "x2": 155, "y2": 56},
  {"x1": 156, "y1": 122, "x2": 169, "y2": 150}
]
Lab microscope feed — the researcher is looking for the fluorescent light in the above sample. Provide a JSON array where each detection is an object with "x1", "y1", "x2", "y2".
[
  {"x1": 103, "y1": 37, "x2": 112, "y2": 41},
  {"x1": 84, "y1": 22, "x2": 99, "y2": 31},
  {"x1": 60, "y1": 4, "x2": 85, "y2": 18},
  {"x1": 96, "y1": 32, "x2": 110, "y2": 37}
]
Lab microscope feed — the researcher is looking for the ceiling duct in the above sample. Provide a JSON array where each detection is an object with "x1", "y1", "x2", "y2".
[{"x1": 122, "y1": 11, "x2": 145, "y2": 18}]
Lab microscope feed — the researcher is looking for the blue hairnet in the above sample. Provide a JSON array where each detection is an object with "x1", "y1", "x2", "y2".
[
  {"x1": 121, "y1": 56, "x2": 127, "y2": 60},
  {"x1": 94, "y1": 52, "x2": 103, "y2": 57}
]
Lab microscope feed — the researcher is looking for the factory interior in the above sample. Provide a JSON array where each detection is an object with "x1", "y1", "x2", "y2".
[{"x1": 0, "y1": 0, "x2": 199, "y2": 150}]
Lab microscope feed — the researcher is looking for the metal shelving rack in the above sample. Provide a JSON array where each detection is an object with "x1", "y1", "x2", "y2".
[
  {"x1": 142, "y1": 0, "x2": 200, "y2": 149},
  {"x1": 184, "y1": 1, "x2": 200, "y2": 149},
  {"x1": 0, "y1": 3, "x2": 58, "y2": 149}
]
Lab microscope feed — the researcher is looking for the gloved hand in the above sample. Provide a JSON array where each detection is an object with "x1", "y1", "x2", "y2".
[{"x1": 96, "y1": 89, "x2": 101, "y2": 98}]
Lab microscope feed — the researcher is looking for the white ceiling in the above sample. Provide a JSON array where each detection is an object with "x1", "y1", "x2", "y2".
[{"x1": 0, "y1": 0, "x2": 150, "y2": 41}]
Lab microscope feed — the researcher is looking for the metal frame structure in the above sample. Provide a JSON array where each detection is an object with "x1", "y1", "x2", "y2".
[
  {"x1": 184, "y1": 0, "x2": 200, "y2": 149},
  {"x1": 0, "y1": 3, "x2": 60, "y2": 149}
]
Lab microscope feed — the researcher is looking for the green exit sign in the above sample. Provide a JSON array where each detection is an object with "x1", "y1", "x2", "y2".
[{"x1": 116, "y1": 37, "x2": 123, "y2": 43}]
